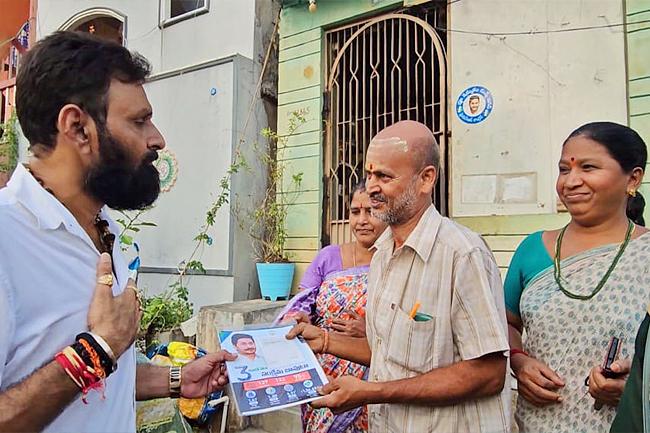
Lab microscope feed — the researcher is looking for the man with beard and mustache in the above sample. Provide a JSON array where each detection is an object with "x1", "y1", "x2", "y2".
[
  {"x1": 288, "y1": 120, "x2": 511, "y2": 432},
  {"x1": 0, "y1": 32, "x2": 235, "y2": 432}
]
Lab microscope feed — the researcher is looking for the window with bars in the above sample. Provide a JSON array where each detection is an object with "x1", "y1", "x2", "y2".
[{"x1": 159, "y1": 0, "x2": 209, "y2": 27}]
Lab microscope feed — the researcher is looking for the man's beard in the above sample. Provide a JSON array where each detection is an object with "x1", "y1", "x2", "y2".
[
  {"x1": 84, "y1": 128, "x2": 161, "y2": 211},
  {"x1": 370, "y1": 177, "x2": 418, "y2": 226}
]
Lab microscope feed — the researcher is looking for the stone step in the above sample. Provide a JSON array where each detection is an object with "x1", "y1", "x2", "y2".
[{"x1": 250, "y1": 406, "x2": 302, "y2": 433}]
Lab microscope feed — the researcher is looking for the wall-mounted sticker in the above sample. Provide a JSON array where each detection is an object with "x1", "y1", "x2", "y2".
[
  {"x1": 153, "y1": 148, "x2": 179, "y2": 193},
  {"x1": 456, "y1": 86, "x2": 493, "y2": 124}
]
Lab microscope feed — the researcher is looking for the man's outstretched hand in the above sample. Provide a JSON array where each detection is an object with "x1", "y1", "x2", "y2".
[{"x1": 181, "y1": 351, "x2": 237, "y2": 399}]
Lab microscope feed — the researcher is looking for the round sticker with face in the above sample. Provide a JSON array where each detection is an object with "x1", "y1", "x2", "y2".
[{"x1": 456, "y1": 86, "x2": 494, "y2": 124}]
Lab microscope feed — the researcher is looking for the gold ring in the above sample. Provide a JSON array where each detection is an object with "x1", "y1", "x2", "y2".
[{"x1": 97, "y1": 274, "x2": 114, "y2": 287}]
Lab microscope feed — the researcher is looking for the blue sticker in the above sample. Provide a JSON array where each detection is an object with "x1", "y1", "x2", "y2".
[
  {"x1": 210, "y1": 87, "x2": 217, "y2": 96},
  {"x1": 456, "y1": 86, "x2": 493, "y2": 124}
]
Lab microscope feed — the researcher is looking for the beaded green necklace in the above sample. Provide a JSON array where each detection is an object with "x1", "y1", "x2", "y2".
[{"x1": 554, "y1": 219, "x2": 634, "y2": 300}]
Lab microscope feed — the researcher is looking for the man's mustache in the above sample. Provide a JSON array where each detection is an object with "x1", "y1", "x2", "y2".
[
  {"x1": 369, "y1": 192, "x2": 388, "y2": 203},
  {"x1": 143, "y1": 150, "x2": 159, "y2": 165}
]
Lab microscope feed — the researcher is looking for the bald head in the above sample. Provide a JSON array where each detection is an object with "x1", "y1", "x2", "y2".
[{"x1": 370, "y1": 120, "x2": 439, "y2": 173}]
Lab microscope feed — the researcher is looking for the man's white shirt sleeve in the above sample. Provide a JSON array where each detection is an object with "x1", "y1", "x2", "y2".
[{"x1": 0, "y1": 268, "x2": 15, "y2": 390}]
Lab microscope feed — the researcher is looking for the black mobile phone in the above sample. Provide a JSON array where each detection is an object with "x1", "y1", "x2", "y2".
[{"x1": 602, "y1": 336, "x2": 623, "y2": 379}]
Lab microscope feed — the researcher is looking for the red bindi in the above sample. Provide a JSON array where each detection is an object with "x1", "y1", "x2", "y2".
[
  {"x1": 369, "y1": 164, "x2": 373, "y2": 170},
  {"x1": 570, "y1": 157, "x2": 575, "y2": 167}
]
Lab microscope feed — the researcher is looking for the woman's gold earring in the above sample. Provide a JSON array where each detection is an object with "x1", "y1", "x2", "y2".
[{"x1": 629, "y1": 189, "x2": 637, "y2": 197}]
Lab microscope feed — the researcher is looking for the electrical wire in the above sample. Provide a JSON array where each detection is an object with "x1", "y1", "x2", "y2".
[{"x1": 436, "y1": 18, "x2": 650, "y2": 37}]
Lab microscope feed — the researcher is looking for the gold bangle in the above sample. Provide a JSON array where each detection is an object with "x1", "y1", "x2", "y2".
[
  {"x1": 169, "y1": 366, "x2": 182, "y2": 398},
  {"x1": 321, "y1": 329, "x2": 330, "y2": 354}
]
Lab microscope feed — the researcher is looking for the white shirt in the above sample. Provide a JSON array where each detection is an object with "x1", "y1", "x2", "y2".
[{"x1": 0, "y1": 164, "x2": 136, "y2": 432}]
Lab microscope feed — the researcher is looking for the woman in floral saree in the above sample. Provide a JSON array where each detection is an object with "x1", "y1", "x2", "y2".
[
  {"x1": 505, "y1": 122, "x2": 650, "y2": 432},
  {"x1": 276, "y1": 181, "x2": 387, "y2": 433}
]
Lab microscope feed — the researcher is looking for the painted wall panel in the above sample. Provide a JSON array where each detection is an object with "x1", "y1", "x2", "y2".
[
  {"x1": 282, "y1": 155, "x2": 321, "y2": 192},
  {"x1": 278, "y1": 53, "x2": 322, "y2": 94},
  {"x1": 493, "y1": 251, "x2": 515, "y2": 268},
  {"x1": 627, "y1": 0, "x2": 650, "y2": 15},
  {"x1": 629, "y1": 76, "x2": 650, "y2": 96},
  {"x1": 630, "y1": 95, "x2": 650, "y2": 115},
  {"x1": 278, "y1": 86, "x2": 322, "y2": 106},
  {"x1": 279, "y1": 143, "x2": 321, "y2": 160},
  {"x1": 283, "y1": 130, "x2": 322, "y2": 148},
  {"x1": 483, "y1": 235, "x2": 527, "y2": 252},
  {"x1": 278, "y1": 98, "x2": 321, "y2": 136},
  {"x1": 449, "y1": 0, "x2": 627, "y2": 217},
  {"x1": 456, "y1": 213, "x2": 570, "y2": 236},
  {"x1": 279, "y1": 39, "x2": 322, "y2": 63},
  {"x1": 279, "y1": 189, "x2": 320, "y2": 204},
  {"x1": 285, "y1": 237, "x2": 319, "y2": 250},
  {"x1": 286, "y1": 203, "x2": 320, "y2": 237},
  {"x1": 279, "y1": 28, "x2": 321, "y2": 50}
]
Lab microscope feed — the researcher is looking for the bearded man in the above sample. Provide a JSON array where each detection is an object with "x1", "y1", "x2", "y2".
[
  {"x1": 0, "y1": 31, "x2": 235, "y2": 432},
  {"x1": 288, "y1": 120, "x2": 511, "y2": 432}
]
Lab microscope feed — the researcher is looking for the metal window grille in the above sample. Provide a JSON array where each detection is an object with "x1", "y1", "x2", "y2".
[{"x1": 323, "y1": 4, "x2": 448, "y2": 245}]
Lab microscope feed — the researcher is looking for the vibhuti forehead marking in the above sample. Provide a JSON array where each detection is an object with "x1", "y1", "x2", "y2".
[{"x1": 369, "y1": 136, "x2": 409, "y2": 153}]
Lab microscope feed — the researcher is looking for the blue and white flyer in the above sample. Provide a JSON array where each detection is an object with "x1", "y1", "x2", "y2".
[{"x1": 219, "y1": 324, "x2": 329, "y2": 416}]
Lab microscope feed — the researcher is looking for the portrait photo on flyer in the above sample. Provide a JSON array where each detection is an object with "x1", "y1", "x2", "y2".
[{"x1": 219, "y1": 324, "x2": 329, "y2": 416}]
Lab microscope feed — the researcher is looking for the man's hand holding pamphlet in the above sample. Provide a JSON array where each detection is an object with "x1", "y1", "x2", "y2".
[{"x1": 219, "y1": 323, "x2": 328, "y2": 416}]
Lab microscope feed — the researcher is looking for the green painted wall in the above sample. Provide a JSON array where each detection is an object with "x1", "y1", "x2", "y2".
[
  {"x1": 456, "y1": 213, "x2": 570, "y2": 279},
  {"x1": 626, "y1": 0, "x2": 650, "y2": 221}
]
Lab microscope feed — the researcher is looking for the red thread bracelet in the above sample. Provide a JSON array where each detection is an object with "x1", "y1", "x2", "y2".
[
  {"x1": 510, "y1": 348, "x2": 530, "y2": 358},
  {"x1": 55, "y1": 346, "x2": 106, "y2": 403}
]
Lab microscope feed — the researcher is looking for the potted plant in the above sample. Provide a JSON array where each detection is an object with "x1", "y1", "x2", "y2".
[{"x1": 240, "y1": 114, "x2": 305, "y2": 301}]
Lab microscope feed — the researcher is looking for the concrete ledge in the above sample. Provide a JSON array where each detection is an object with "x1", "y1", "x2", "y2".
[{"x1": 251, "y1": 406, "x2": 302, "y2": 433}]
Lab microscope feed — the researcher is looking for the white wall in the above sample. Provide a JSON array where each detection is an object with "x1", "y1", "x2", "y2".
[
  {"x1": 36, "y1": 0, "x2": 257, "y2": 74},
  {"x1": 138, "y1": 272, "x2": 235, "y2": 311},
  {"x1": 449, "y1": 0, "x2": 628, "y2": 217},
  {"x1": 140, "y1": 60, "x2": 235, "y2": 271}
]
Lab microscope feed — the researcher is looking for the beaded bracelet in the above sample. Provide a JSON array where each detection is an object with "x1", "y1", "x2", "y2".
[
  {"x1": 78, "y1": 338, "x2": 106, "y2": 380},
  {"x1": 76, "y1": 333, "x2": 116, "y2": 375}
]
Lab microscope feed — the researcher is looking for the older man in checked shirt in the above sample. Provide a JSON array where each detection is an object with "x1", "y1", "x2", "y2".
[{"x1": 287, "y1": 120, "x2": 511, "y2": 432}]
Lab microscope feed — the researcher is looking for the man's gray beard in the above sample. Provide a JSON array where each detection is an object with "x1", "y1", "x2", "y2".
[{"x1": 371, "y1": 179, "x2": 419, "y2": 226}]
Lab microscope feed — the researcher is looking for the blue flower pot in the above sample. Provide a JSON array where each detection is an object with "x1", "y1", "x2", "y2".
[{"x1": 256, "y1": 262, "x2": 295, "y2": 301}]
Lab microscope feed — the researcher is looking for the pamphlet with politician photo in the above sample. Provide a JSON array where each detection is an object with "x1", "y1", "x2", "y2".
[{"x1": 219, "y1": 324, "x2": 329, "y2": 416}]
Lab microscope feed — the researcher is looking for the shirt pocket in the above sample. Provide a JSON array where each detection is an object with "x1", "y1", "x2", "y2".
[{"x1": 385, "y1": 305, "x2": 436, "y2": 374}]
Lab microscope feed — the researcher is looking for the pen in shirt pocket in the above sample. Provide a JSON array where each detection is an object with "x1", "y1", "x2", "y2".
[{"x1": 408, "y1": 301, "x2": 433, "y2": 322}]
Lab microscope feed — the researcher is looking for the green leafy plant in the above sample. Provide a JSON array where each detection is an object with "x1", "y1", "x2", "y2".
[
  {"x1": 115, "y1": 208, "x2": 157, "y2": 251},
  {"x1": 140, "y1": 281, "x2": 193, "y2": 350},
  {"x1": 0, "y1": 111, "x2": 19, "y2": 174},
  {"x1": 239, "y1": 112, "x2": 305, "y2": 263}
]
